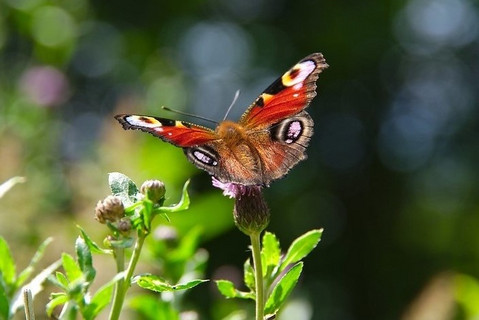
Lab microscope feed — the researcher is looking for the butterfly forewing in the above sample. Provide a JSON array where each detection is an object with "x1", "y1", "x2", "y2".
[
  {"x1": 240, "y1": 53, "x2": 328, "y2": 130},
  {"x1": 114, "y1": 114, "x2": 218, "y2": 147}
]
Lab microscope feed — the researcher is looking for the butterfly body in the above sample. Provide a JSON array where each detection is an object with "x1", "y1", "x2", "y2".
[{"x1": 115, "y1": 53, "x2": 328, "y2": 186}]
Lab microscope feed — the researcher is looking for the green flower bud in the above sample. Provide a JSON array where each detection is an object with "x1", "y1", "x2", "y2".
[
  {"x1": 140, "y1": 179, "x2": 166, "y2": 204},
  {"x1": 94, "y1": 195, "x2": 124, "y2": 223},
  {"x1": 233, "y1": 186, "x2": 270, "y2": 235}
]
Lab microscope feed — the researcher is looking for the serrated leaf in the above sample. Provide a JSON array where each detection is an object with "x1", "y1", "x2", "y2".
[
  {"x1": 0, "y1": 236, "x2": 16, "y2": 288},
  {"x1": 61, "y1": 254, "x2": 82, "y2": 283},
  {"x1": 0, "y1": 176, "x2": 25, "y2": 199},
  {"x1": 157, "y1": 180, "x2": 190, "y2": 213},
  {"x1": 280, "y1": 229, "x2": 322, "y2": 272},
  {"x1": 77, "y1": 227, "x2": 112, "y2": 255},
  {"x1": 216, "y1": 280, "x2": 254, "y2": 300},
  {"x1": 243, "y1": 259, "x2": 255, "y2": 291},
  {"x1": 46, "y1": 293, "x2": 68, "y2": 317},
  {"x1": 264, "y1": 262, "x2": 303, "y2": 315},
  {"x1": 75, "y1": 237, "x2": 95, "y2": 283},
  {"x1": 108, "y1": 172, "x2": 139, "y2": 206},
  {"x1": 134, "y1": 274, "x2": 207, "y2": 293},
  {"x1": 261, "y1": 232, "x2": 281, "y2": 278},
  {"x1": 16, "y1": 237, "x2": 53, "y2": 288}
]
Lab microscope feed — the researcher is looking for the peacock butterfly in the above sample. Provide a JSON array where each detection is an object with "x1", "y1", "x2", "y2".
[{"x1": 115, "y1": 53, "x2": 328, "y2": 186}]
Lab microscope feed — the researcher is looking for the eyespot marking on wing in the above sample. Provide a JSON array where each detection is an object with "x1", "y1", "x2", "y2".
[{"x1": 281, "y1": 60, "x2": 316, "y2": 87}]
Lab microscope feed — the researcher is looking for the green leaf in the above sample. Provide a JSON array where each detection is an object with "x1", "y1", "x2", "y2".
[
  {"x1": 264, "y1": 262, "x2": 303, "y2": 315},
  {"x1": 82, "y1": 279, "x2": 116, "y2": 320},
  {"x1": 46, "y1": 293, "x2": 68, "y2": 317},
  {"x1": 157, "y1": 180, "x2": 190, "y2": 213},
  {"x1": 169, "y1": 226, "x2": 202, "y2": 262},
  {"x1": 216, "y1": 280, "x2": 237, "y2": 298},
  {"x1": 280, "y1": 229, "x2": 322, "y2": 272},
  {"x1": 55, "y1": 272, "x2": 69, "y2": 289},
  {"x1": 243, "y1": 259, "x2": 255, "y2": 291},
  {"x1": 75, "y1": 237, "x2": 95, "y2": 283},
  {"x1": 108, "y1": 237, "x2": 134, "y2": 249},
  {"x1": 10, "y1": 260, "x2": 61, "y2": 315},
  {"x1": 134, "y1": 274, "x2": 207, "y2": 292},
  {"x1": 16, "y1": 237, "x2": 53, "y2": 287},
  {"x1": 129, "y1": 295, "x2": 180, "y2": 320},
  {"x1": 0, "y1": 176, "x2": 25, "y2": 199},
  {"x1": 57, "y1": 301, "x2": 79, "y2": 319},
  {"x1": 216, "y1": 280, "x2": 254, "y2": 300},
  {"x1": 0, "y1": 236, "x2": 16, "y2": 288},
  {"x1": 61, "y1": 254, "x2": 82, "y2": 283},
  {"x1": 454, "y1": 273, "x2": 479, "y2": 317},
  {"x1": 78, "y1": 227, "x2": 112, "y2": 255},
  {"x1": 261, "y1": 232, "x2": 281, "y2": 277},
  {"x1": 0, "y1": 285, "x2": 9, "y2": 320},
  {"x1": 108, "y1": 172, "x2": 139, "y2": 206}
]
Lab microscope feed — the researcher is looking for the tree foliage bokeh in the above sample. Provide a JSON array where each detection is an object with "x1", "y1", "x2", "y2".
[{"x1": 1, "y1": 0, "x2": 479, "y2": 319}]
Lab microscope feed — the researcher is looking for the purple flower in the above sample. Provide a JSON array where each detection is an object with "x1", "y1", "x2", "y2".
[
  {"x1": 212, "y1": 177, "x2": 270, "y2": 235},
  {"x1": 212, "y1": 177, "x2": 263, "y2": 199}
]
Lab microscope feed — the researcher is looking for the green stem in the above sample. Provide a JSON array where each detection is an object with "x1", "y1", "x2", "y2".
[
  {"x1": 109, "y1": 232, "x2": 146, "y2": 320},
  {"x1": 109, "y1": 247, "x2": 124, "y2": 320},
  {"x1": 250, "y1": 231, "x2": 264, "y2": 320}
]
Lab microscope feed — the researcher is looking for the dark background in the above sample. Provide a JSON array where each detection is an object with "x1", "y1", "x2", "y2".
[{"x1": 1, "y1": 0, "x2": 479, "y2": 319}]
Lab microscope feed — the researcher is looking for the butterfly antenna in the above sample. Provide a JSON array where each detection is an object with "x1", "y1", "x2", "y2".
[
  {"x1": 161, "y1": 106, "x2": 219, "y2": 125},
  {"x1": 223, "y1": 89, "x2": 240, "y2": 121}
]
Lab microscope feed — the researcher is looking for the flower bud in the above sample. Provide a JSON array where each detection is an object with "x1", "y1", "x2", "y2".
[
  {"x1": 118, "y1": 218, "x2": 132, "y2": 234},
  {"x1": 233, "y1": 186, "x2": 270, "y2": 235},
  {"x1": 94, "y1": 195, "x2": 124, "y2": 223},
  {"x1": 140, "y1": 180, "x2": 166, "y2": 204}
]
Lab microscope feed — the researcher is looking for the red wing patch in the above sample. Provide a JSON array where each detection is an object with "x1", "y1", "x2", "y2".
[
  {"x1": 115, "y1": 114, "x2": 218, "y2": 147},
  {"x1": 240, "y1": 53, "x2": 328, "y2": 130}
]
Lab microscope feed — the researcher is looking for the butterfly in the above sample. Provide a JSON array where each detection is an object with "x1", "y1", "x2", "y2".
[{"x1": 115, "y1": 53, "x2": 328, "y2": 187}]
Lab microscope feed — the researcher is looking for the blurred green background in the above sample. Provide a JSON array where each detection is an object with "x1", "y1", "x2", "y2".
[{"x1": 1, "y1": 0, "x2": 479, "y2": 319}]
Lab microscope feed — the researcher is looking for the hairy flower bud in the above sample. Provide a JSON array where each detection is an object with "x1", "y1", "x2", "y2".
[
  {"x1": 233, "y1": 186, "x2": 270, "y2": 235},
  {"x1": 94, "y1": 195, "x2": 124, "y2": 223},
  {"x1": 118, "y1": 218, "x2": 132, "y2": 234},
  {"x1": 140, "y1": 180, "x2": 166, "y2": 204}
]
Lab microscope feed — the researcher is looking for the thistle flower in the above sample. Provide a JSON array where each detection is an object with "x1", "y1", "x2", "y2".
[
  {"x1": 140, "y1": 179, "x2": 166, "y2": 204},
  {"x1": 212, "y1": 177, "x2": 270, "y2": 235},
  {"x1": 94, "y1": 195, "x2": 125, "y2": 224}
]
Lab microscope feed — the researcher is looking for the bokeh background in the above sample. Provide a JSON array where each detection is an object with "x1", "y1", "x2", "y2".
[{"x1": 1, "y1": 0, "x2": 479, "y2": 319}]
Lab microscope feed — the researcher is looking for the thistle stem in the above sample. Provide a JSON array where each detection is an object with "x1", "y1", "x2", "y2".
[
  {"x1": 109, "y1": 247, "x2": 125, "y2": 320},
  {"x1": 109, "y1": 232, "x2": 146, "y2": 320},
  {"x1": 250, "y1": 231, "x2": 264, "y2": 320}
]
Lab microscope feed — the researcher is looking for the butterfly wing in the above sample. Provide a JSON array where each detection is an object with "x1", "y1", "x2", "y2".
[
  {"x1": 114, "y1": 114, "x2": 218, "y2": 147},
  {"x1": 114, "y1": 53, "x2": 328, "y2": 187},
  {"x1": 239, "y1": 53, "x2": 328, "y2": 130},
  {"x1": 115, "y1": 114, "x2": 248, "y2": 182},
  {"x1": 238, "y1": 53, "x2": 327, "y2": 185}
]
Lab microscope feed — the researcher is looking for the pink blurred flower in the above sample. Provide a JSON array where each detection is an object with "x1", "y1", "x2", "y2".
[{"x1": 19, "y1": 66, "x2": 69, "y2": 107}]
